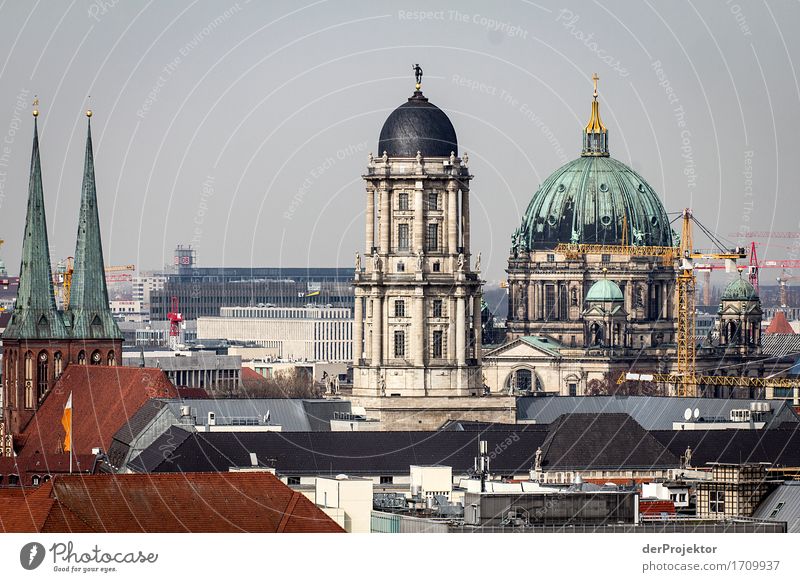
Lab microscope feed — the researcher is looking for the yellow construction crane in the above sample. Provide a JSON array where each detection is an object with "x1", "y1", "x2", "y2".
[
  {"x1": 554, "y1": 209, "x2": 800, "y2": 399},
  {"x1": 54, "y1": 257, "x2": 74, "y2": 309}
]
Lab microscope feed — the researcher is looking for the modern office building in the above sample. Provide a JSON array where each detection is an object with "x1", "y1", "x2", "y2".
[{"x1": 198, "y1": 305, "x2": 352, "y2": 362}]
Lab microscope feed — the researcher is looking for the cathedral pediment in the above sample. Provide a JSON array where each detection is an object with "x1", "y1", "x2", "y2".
[{"x1": 485, "y1": 336, "x2": 562, "y2": 359}]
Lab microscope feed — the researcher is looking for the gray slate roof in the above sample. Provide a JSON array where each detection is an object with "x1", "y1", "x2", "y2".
[
  {"x1": 516, "y1": 395, "x2": 799, "y2": 430},
  {"x1": 752, "y1": 482, "x2": 800, "y2": 533},
  {"x1": 163, "y1": 398, "x2": 352, "y2": 431},
  {"x1": 761, "y1": 334, "x2": 800, "y2": 358}
]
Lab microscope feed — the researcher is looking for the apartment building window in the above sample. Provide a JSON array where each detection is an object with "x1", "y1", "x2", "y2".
[
  {"x1": 427, "y1": 192, "x2": 438, "y2": 210},
  {"x1": 432, "y1": 299, "x2": 443, "y2": 317},
  {"x1": 380, "y1": 476, "x2": 394, "y2": 484},
  {"x1": 709, "y1": 490, "x2": 725, "y2": 513},
  {"x1": 432, "y1": 330, "x2": 443, "y2": 358},
  {"x1": 394, "y1": 300, "x2": 405, "y2": 317},
  {"x1": 287, "y1": 476, "x2": 300, "y2": 485},
  {"x1": 397, "y1": 223, "x2": 409, "y2": 251},
  {"x1": 394, "y1": 330, "x2": 405, "y2": 358},
  {"x1": 426, "y1": 223, "x2": 439, "y2": 251},
  {"x1": 398, "y1": 193, "x2": 409, "y2": 210}
]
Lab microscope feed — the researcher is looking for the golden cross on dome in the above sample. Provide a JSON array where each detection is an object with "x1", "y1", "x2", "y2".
[
  {"x1": 32, "y1": 96, "x2": 39, "y2": 117},
  {"x1": 592, "y1": 73, "x2": 599, "y2": 99}
]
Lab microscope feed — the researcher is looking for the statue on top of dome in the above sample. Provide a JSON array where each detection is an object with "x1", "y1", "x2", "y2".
[{"x1": 412, "y1": 63, "x2": 423, "y2": 87}]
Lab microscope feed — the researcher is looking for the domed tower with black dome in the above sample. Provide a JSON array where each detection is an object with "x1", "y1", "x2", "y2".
[{"x1": 352, "y1": 68, "x2": 483, "y2": 398}]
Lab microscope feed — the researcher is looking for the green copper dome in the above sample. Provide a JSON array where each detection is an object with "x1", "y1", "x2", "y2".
[
  {"x1": 585, "y1": 278, "x2": 624, "y2": 302},
  {"x1": 512, "y1": 79, "x2": 673, "y2": 252},
  {"x1": 721, "y1": 276, "x2": 758, "y2": 301},
  {"x1": 513, "y1": 156, "x2": 673, "y2": 251}
]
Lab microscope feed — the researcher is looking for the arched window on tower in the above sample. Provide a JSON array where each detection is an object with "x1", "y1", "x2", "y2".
[
  {"x1": 24, "y1": 351, "x2": 34, "y2": 409},
  {"x1": 78, "y1": 351, "x2": 86, "y2": 365},
  {"x1": 107, "y1": 351, "x2": 116, "y2": 366},
  {"x1": 54, "y1": 352, "x2": 63, "y2": 377},
  {"x1": 37, "y1": 351, "x2": 49, "y2": 401}
]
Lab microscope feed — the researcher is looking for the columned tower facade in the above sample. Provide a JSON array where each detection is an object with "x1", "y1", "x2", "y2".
[{"x1": 352, "y1": 80, "x2": 482, "y2": 397}]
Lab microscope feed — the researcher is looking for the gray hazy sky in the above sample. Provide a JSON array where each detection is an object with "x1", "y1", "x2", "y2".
[{"x1": 0, "y1": 0, "x2": 798, "y2": 282}]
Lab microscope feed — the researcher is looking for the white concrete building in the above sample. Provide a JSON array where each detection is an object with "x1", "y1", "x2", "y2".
[
  {"x1": 197, "y1": 305, "x2": 352, "y2": 362},
  {"x1": 315, "y1": 475, "x2": 373, "y2": 533}
]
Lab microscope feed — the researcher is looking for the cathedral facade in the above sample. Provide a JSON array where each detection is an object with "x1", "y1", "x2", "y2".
[{"x1": 484, "y1": 79, "x2": 766, "y2": 397}]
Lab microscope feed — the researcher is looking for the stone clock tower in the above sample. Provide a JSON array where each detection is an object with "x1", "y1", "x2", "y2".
[{"x1": 352, "y1": 73, "x2": 483, "y2": 398}]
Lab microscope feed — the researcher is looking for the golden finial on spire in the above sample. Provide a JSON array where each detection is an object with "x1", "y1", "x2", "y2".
[
  {"x1": 32, "y1": 96, "x2": 39, "y2": 117},
  {"x1": 86, "y1": 94, "x2": 92, "y2": 118},
  {"x1": 583, "y1": 72, "x2": 608, "y2": 155}
]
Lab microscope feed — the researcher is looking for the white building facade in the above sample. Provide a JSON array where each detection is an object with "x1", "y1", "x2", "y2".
[{"x1": 197, "y1": 306, "x2": 352, "y2": 362}]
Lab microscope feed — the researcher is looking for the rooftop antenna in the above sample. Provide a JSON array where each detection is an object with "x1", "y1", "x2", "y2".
[{"x1": 475, "y1": 438, "x2": 489, "y2": 493}]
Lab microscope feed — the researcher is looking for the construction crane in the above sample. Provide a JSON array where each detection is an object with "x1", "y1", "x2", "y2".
[
  {"x1": 54, "y1": 257, "x2": 74, "y2": 309},
  {"x1": 54, "y1": 262, "x2": 136, "y2": 308},
  {"x1": 777, "y1": 270, "x2": 794, "y2": 308},
  {"x1": 104, "y1": 264, "x2": 136, "y2": 283},
  {"x1": 167, "y1": 296, "x2": 183, "y2": 350},
  {"x1": 555, "y1": 209, "x2": 800, "y2": 398},
  {"x1": 729, "y1": 231, "x2": 800, "y2": 239}
]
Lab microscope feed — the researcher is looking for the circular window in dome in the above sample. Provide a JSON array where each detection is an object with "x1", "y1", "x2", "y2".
[
  {"x1": 638, "y1": 183, "x2": 646, "y2": 193},
  {"x1": 557, "y1": 184, "x2": 566, "y2": 193},
  {"x1": 600, "y1": 215, "x2": 612, "y2": 226},
  {"x1": 651, "y1": 216, "x2": 659, "y2": 226},
  {"x1": 547, "y1": 215, "x2": 558, "y2": 226},
  {"x1": 599, "y1": 183, "x2": 609, "y2": 192}
]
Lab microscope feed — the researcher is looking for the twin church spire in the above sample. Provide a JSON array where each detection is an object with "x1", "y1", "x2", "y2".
[{"x1": 3, "y1": 102, "x2": 121, "y2": 342}]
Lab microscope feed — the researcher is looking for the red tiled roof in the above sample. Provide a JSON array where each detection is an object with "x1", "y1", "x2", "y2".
[
  {"x1": 18, "y1": 365, "x2": 178, "y2": 458},
  {"x1": 1, "y1": 472, "x2": 344, "y2": 533},
  {"x1": 176, "y1": 386, "x2": 209, "y2": 399},
  {"x1": 766, "y1": 311, "x2": 795, "y2": 334},
  {"x1": 241, "y1": 367, "x2": 269, "y2": 389},
  {"x1": 0, "y1": 483, "x2": 55, "y2": 532},
  {"x1": 640, "y1": 499, "x2": 676, "y2": 515}
]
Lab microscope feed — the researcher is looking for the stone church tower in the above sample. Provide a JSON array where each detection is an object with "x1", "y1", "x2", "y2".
[
  {"x1": 352, "y1": 75, "x2": 483, "y2": 397},
  {"x1": 2, "y1": 108, "x2": 122, "y2": 438}
]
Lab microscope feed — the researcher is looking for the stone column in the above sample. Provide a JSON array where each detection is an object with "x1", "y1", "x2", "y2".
[
  {"x1": 371, "y1": 295, "x2": 382, "y2": 366},
  {"x1": 447, "y1": 185, "x2": 458, "y2": 256},
  {"x1": 527, "y1": 282, "x2": 536, "y2": 322},
  {"x1": 461, "y1": 188, "x2": 470, "y2": 255},
  {"x1": 353, "y1": 293, "x2": 363, "y2": 365},
  {"x1": 414, "y1": 188, "x2": 424, "y2": 253},
  {"x1": 379, "y1": 188, "x2": 390, "y2": 254},
  {"x1": 474, "y1": 294, "x2": 483, "y2": 362},
  {"x1": 365, "y1": 187, "x2": 375, "y2": 253},
  {"x1": 456, "y1": 294, "x2": 466, "y2": 366},
  {"x1": 447, "y1": 298, "x2": 456, "y2": 361},
  {"x1": 537, "y1": 281, "x2": 544, "y2": 319},
  {"x1": 414, "y1": 293, "x2": 425, "y2": 366}
]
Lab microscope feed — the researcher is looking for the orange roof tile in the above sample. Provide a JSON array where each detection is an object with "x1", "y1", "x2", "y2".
[
  {"x1": 19, "y1": 365, "x2": 178, "y2": 458},
  {"x1": 766, "y1": 311, "x2": 795, "y2": 334},
  {"x1": 2, "y1": 472, "x2": 344, "y2": 533}
]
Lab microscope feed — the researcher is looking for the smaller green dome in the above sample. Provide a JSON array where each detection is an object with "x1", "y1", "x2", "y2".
[
  {"x1": 722, "y1": 277, "x2": 758, "y2": 301},
  {"x1": 586, "y1": 279, "x2": 623, "y2": 302}
]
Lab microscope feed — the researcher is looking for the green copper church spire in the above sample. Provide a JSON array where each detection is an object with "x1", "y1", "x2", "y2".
[
  {"x1": 68, "y1": 111, "x2": 122, "y2": 340},
  {"x1": 2, "y1": 105, "x2": 69, "y2": 340}
]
